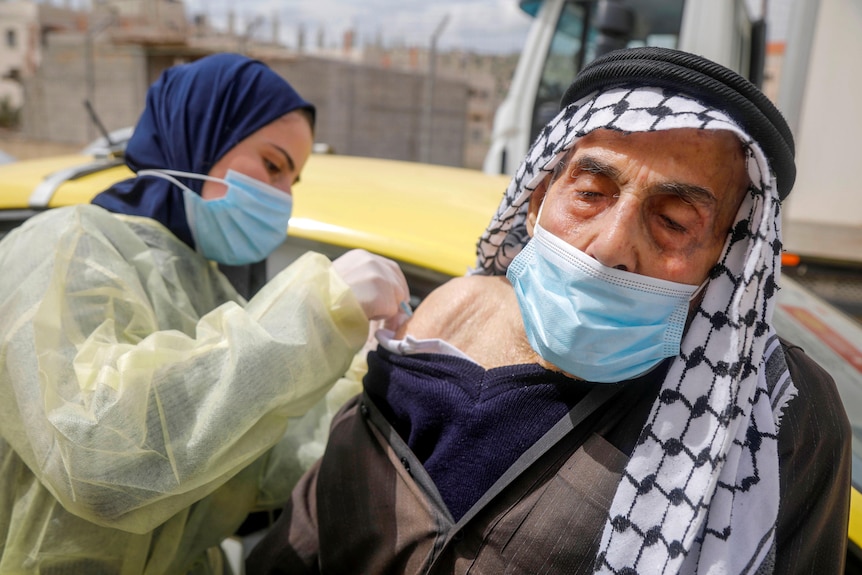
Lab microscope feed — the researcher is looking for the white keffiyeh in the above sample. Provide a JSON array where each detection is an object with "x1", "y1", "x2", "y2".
[{"x1": 472, "y1": 87, "x2": 798, "y2": 574}]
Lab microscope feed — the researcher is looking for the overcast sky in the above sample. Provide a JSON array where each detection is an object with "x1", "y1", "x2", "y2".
[
  {"x1": 42, "y1": 0, "x2": 793, "y2": 54},
  {"x1": 181, "y1": 0, "x2": 535, "y2": 54}
]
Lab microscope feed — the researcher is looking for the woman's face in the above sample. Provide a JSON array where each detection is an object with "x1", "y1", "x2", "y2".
[{"x1": 201, "y1": 110, "x2": 314, "y2": 200}]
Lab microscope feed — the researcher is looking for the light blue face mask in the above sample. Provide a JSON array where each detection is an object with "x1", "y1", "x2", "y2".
[
  {"x1": 506, "y1": 216, "x2": 702, "y2": 383},
  {"x1": 137, "y1": 168, "x2": 293, "y2": 266}
]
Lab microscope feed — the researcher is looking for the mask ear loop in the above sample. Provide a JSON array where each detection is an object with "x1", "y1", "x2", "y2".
[
  {"x1": 136, "y1": 169, "x2": 231, "y2": 250},
  {"x1": 689, "y1": 278, "x2": 709, "y2": 302},
  {"x1": 535, "y1": 194, "x2": 546, "y2": 229},
  {"x1": 535, "y1": 150, "x2": 575, "y2": 230},
  {"x1": 534, "y1": 168, "x2": 559, "y2": 231},
  {"x1": 136, "y1": 169, "x2": 227, "y2": 196}
]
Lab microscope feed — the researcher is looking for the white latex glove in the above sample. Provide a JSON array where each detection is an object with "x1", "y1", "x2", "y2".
[{"x1": 332, "y1": 249, "x2": 410, "y2": 329}]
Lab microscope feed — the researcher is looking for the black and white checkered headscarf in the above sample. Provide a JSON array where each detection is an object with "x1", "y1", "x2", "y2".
[{"x1": 473, "y1": 49, "x2": 797, "y2": 574}]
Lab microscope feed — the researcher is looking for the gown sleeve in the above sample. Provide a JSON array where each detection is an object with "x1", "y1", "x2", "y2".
[{"x1": 0, "y1": 205, "x2": 368, "y2": 534}]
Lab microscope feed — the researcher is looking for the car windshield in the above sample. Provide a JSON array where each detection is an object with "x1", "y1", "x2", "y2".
[
  {"x1": 80, "y1": 126, "x2": 134, "y2": 157},
  {"x1": 529, "y1": 0, "x2": 685, "y2": 142}
]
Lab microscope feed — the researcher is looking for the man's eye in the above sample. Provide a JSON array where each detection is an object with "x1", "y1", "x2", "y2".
[
  {"x1": 575, "y1": 189, "x2": 613, "y2": 202},
  {"x1": 660, "y1": 215, "x2": 687, "y2": 233}
]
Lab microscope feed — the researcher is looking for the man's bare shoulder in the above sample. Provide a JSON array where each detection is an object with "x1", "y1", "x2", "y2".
[{"x1": 396, "y1": 275, "x2": 538, "y2": 368}]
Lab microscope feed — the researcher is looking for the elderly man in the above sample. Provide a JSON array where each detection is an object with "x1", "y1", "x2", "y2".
[{"x1": 247, "y1": 48, "x2": 850, "y2": 574}]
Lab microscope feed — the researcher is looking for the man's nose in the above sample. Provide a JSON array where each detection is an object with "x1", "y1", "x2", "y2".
[{"x1": 582, "y1": 199, "x2": 640, "y2": 272}]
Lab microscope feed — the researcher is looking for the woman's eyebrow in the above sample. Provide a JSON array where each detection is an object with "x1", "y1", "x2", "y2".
[
  {"x1": 271, "y1": 143, "x2": 300, "y2": 184},
  {"x1": 273, "y1": 145, "x2": 295, "y2": 173}
]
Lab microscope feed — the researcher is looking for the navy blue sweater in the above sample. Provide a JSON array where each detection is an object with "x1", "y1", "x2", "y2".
[{"x1": 364, "y1": 347, "x2": 595, "y2": 521}]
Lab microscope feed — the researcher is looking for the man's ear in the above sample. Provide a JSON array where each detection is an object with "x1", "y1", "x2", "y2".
[{"x1": 526, "y1": 178, "x2": 548, "y2": 237}]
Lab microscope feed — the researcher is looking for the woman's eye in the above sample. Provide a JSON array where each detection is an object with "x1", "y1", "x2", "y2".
[{"x1": 264, "y1": 158, "x2": 281, "y2": 175}]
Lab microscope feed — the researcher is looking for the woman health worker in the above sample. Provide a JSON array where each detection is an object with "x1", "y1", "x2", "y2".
[{"x1": 0, "y1": 53, "x2": 408, "y2": 574}]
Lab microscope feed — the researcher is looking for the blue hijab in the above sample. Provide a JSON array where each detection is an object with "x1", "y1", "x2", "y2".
[{"x1": 92, "y1": 52, "x2": 315, "y2": 248}]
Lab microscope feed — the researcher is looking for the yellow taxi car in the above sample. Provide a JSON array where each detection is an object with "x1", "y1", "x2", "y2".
[
  {"x1": 0, "y1": 149, "x2": 508, "y2": 295},
  {"x1": 1, "y1": 146, "x2": 861, "y2": 570}
]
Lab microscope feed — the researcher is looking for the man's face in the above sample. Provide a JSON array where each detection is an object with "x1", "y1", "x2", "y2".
[{"x1": 528, "y1": 128, "x2": 749, "y2": 286}]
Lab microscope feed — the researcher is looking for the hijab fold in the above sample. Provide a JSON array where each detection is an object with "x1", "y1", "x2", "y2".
[{"x1": 92, "y1": 53, "x2": 314, "y2": 248}]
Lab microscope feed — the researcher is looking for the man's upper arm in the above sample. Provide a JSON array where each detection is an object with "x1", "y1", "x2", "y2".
[
  {"x1": 245, "y1": 457, "x2": 322, "y2": 575},
  {"x1": 775, "y1": 339, "x2": 851, "y2": 573}
]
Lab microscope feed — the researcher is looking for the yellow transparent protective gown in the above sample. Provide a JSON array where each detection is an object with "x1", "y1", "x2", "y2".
[{"x1": 0, "y1": 205, "x2": 368, "y2": 574}]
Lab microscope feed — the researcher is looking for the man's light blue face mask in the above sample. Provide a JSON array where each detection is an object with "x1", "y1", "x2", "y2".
[
  {"x1": 507, "y1": 202, "x2": 705, "y2": 383},
  {"x1": 137, "y1": 168, "x2": 293, "y2": 266}
]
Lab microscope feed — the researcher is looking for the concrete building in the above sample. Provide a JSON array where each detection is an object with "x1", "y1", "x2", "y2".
[
  {"x1": 359, "y1": 41, "x2": 518, "y2": 169},
  {"x1": 0, "y1": 0, "x2": 82, "y2": 110},
  {"x1": 18, "y1": 0, "x2": 211, "y2": 143},
  {"x1": 22, "y1": 33, "x2": 151, "y2": 144},
  {"x1": 434, "y1": 50, "x2": 518, "y2": 169},
  {"x1": 22, "y1": 40, "x2": 472, "y2": 167},
  {"x1": 269, "y1": 56, "x2": 468, "y2": 167},
  {"x1": 0, "y1": 1, "x2": 36, "y2": 109},
  {"x1": 9, "y1": 0, "x2": 520, "y2": 170}
]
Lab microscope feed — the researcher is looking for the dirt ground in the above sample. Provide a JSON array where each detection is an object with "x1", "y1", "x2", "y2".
[{"x1": 0, "y1": 129, "x2": 82, "y2": 160}]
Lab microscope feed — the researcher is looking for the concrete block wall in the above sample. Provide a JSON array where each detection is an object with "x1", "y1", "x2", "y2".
[
  {"x1": 269, "y1": 56, "x2": 468, "y2": 167},
  {"x1": 21, "y1": 46, "x2": 470, "y2": 167},
  {"x1": 22, "y1": 34, "x2": 148, "y2": 145}
]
